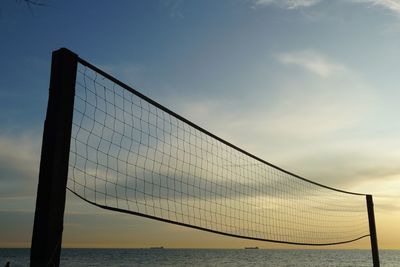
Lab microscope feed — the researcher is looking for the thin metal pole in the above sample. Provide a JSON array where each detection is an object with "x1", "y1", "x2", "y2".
[
  {"x1": 366, "y1": 194, "x2": 380, "y2": 267},
  {"x1": 30, "y1": 48, "x2": 77, "y2": 267}
]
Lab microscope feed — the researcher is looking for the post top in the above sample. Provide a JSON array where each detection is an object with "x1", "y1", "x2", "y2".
[{"x1": 53, "y1": 47, "x2": 78, "y2": 58}]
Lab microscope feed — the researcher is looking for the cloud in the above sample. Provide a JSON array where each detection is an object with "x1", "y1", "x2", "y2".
[
  {"x1": 252, "y1": 0, "x2": 400, "y2": 16},
  {"x1": 252, "y1": 0, "x2": 321, "y2": 9},
  {"x1": 174, "y1": 95, "x2": 400, "y2": 226},
  {"x1": 276, "y1": 50, "x2": 346, "y2": 77},
  {"x1": 355, "y1": 0, "x2": 400, "y2": 15},
  {"x1": 0, "y1": 132, "x2": 41, "y2": 197}
]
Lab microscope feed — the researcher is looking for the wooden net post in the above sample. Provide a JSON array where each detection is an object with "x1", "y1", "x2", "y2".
[{"x1": 30, "y1": 48, "x2": 77, "y2": 267}]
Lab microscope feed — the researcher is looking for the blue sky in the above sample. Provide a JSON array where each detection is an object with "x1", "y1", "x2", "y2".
[{"x1": 1, "y1": 0, "x2": 400, "y2": 248}]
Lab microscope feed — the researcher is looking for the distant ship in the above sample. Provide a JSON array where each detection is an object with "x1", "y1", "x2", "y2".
[
  {"x1": 244, "y1": 246, "x2": 259, "y2": 249},
  {"x1": 150, "y1": 246, "x2": 164, "y2": 249}
]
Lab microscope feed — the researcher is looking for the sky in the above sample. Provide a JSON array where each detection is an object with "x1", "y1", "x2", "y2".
[{"x1": 0, "y1": 0, "x2": 400, "y2": 249}]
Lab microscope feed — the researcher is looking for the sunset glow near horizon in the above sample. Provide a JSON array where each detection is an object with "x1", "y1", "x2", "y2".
[{"x1": 1, "y1": 0, "x2": 400, "y2": 249}]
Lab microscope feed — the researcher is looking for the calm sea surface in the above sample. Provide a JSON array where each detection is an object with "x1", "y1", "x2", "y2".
[{"x1": 1, "y1": 248, "x2": 399, "y2": 266}]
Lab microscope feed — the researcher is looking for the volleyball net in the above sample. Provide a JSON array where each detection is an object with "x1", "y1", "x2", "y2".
[{"x1": 67, "y1": 56, "x2": 370, "y2": 246}]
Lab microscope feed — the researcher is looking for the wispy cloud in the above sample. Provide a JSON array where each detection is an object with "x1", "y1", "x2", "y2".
[
  {"x1": 252, "y1": 0, "x2": 321, "y2": 9},
  {"x1": 355, "y1": 0, "x2": 400, "y2": 15},
  {"x1": 0, "y1": 132, "x2": 40, "y2": 197},
  {"x1": 252, "y1": 0, "x2": 400, "y2": 16},
  {"x1": 276, "y1": 50, "x2": 346, "y2": 77}
]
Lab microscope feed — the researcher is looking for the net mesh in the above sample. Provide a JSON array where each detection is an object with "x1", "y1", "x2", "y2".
[{"x1": 67, "y1": 61, "x2": 369, "y2": 245}]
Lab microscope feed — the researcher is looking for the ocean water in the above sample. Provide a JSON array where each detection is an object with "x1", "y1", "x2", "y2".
[{"x1": 1, "y1": 248, "x2": 399, "y2": 266}]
